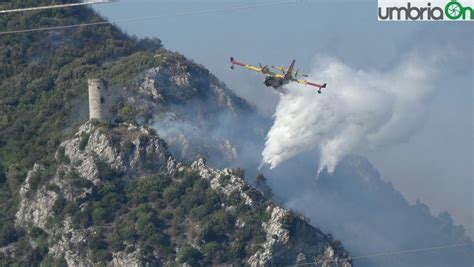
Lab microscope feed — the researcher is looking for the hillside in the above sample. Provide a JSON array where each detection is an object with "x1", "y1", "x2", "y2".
[
  {"x1": 0, "y1": 2, "x2": 351, "y2": 266},
  {"x1": 3, "y1": 121, "x2": 350, "y2": 265},
  {"x1": 0, "y1": 0, "x2": 233, "y2": 247},
  {"x1": 0, "y1": 2, "x2": 164, "y2": 250}
]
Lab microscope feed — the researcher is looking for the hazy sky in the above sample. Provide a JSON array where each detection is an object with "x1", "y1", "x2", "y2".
[{"x1": 93, "y1": 0, "x2": 473, "y2": 235}]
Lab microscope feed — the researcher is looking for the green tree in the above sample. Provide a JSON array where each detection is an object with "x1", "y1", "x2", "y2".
[{"x1": 178, "y1": 246, "x2": 203, "y2": 265}]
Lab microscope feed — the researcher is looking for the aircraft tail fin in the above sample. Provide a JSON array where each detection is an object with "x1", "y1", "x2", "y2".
[{"x1": 285, "y1": 59, "x2": 296, "y2": 78}]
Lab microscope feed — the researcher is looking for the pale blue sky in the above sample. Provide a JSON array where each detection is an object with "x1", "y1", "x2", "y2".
[{"x1": 94, "y1": 0, "x2": 473, "y2": 235}]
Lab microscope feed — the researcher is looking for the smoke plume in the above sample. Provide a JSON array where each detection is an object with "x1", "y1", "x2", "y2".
[{"x1": 262, "y1": 49, "x2": 451, "y2": 174}]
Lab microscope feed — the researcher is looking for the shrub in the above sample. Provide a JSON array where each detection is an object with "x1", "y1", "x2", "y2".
[
  {"x1": 91, "y1": 205, "x2": 108, "y2": 223},
  {"x1": 0, "y1": 165, "x2": 6, "y2": 184},
  {"x1": 190, "y1": 205, "x2": 210, "y2": 219},
  {"x1": 0, "y1": 222, "x2": 18, "y2": 246},
  {"x1": 202, "y1": 242, "x2": 222, "y2": 262},
  {"x1": 90, "y1": 232, "x2": 112, "y2": 263},
  {"x1": 200, "y1": 211, "x2": 235, "y2": 243},
  {"x1": 56, "y1": 146, "x2": 69, "y2": 164},
  {"x1": 219, "y1": 174, "x2": 232, "y2": 185},
  {"x1": 40, "y1": 255, "x2": 68, "y2": 267},
  {"x1": 96, "y1": 160, "x2": 122, "y2": 181},
  {"x1": 163, "y1": 185, "x2": 181, "y2": 205},
  {"x1": 281, "y1": 214, "x2": 296, "y2": 230},
  {"x1": 232, "y1": 168, "x2": 245, "y2": 178},
  {"x1": 79, "y1": 133, "x2": 90, "y2": 151},
  {"x1": 52, "y1": 197, "x2": 67, "y2": 216},
  {"x1": 178, "y1": 246, "x2": 203, "y2": 265},
  {"x1": 30, "y1": 227, "x2": 48, "y2": 240}
]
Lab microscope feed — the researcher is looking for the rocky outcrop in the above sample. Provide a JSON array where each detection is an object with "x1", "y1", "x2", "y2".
[
  {"x1": 190, "y1": 159, "x2": 253, "y2": 206},
  {"x1": 63, "y1": 121, "x2": 169, "y2": 180},
  {"x1": 188, "y1": 159, "x2": 351, "y2": 266},
  {"x1": 110, "y1": 250, "x2": 142, "y2": 267},
  {"x1": 247, "y1": 206, "x2": 351, "y2": 266},
  {"x1": 15, "y1": 121, "x2": 171, "y2": 266},
  {"x1": 14, "y1": 121, "x2": 351, "y2": 266},
  {"x1": 123, "y1": 53, "x2": 249, "y2": 121},
  {"x1": 17, "y1": 164, "x2": 57, "y2": 229},
  {"x1": 118, "y1": 53, "x2": 263, "y2": 167}
]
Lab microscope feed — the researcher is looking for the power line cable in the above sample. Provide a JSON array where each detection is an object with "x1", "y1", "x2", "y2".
[
  {"x1": 0, "y1": 1, "x2": 296, "y2": 35},
  {"x1": 0, "y1": 0, "x2": 114, "y2": 14},
  {"x1": 287, "y1": 241, "x2": 474, "y2": 266}
]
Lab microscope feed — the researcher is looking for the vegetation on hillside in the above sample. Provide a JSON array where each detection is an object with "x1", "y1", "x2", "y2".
[
  {"x1": 62, "y1": 170, "x2": 267, "y2": 265},
  {"x1": 0, "y1": 3, "x2": 279, "y2": 265},
  {"x1": 0, "y1": 1, "x2": 163, "y2": 251},
  {"x1": 2, "y1": 162, "x2": 271, "y2": 265}
]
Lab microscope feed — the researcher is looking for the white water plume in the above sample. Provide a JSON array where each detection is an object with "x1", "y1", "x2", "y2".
[{"x1": 262, "y1": 49, "x2": 451, "y2": 174}]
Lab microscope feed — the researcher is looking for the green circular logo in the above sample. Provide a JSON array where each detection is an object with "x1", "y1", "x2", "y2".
[{"x1": 445, "y1": 0, "x2": 463, "y2": 19}]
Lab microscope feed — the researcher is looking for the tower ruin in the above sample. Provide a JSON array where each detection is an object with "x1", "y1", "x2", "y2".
[{"x1": 88, "y1": 78, "x2": 110, "y2": 122}]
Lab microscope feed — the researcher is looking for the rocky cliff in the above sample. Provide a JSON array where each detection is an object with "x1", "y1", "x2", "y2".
[
  {"x1": 11, "y1": 121, "x2": 351, "y2": 266},
  {"x1": 116, "y1": 51, "x2": 266, "y2": 168}
]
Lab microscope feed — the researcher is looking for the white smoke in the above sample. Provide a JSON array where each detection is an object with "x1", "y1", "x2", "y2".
[{"x1": 262, "y1": 50, "x2": 449, "y2": 174}]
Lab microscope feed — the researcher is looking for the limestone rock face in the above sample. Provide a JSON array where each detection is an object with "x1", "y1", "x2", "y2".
[
  {"x1": 123, "y1": 57, "x2": 246, "y2": 120},
  {"x1": 61, "y1": 121, "x2": 169, "y2": 184},
  {"x1": 111, "y1": 250, "x2": 142, "y2": 267},
  {"x1": 189, "y1": 159, "x2": 351, "y2": 267},
  {"x1": 190, "y1": 159, "x2": 253, "y2": 206},
  {"x1": 246, "y1": 204, "x2": 351, "y2": 267},
  {"x1": 15, "y1": 121, "x2": 171, "y2": 266},
  {"x1": 119, "y1": 54, "x2": 261, "y2": 167},
  {"x1": 17, "y1": 164, "x2": 58, "y2": 229}
]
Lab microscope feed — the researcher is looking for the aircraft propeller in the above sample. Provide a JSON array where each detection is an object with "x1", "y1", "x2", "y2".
[
  {"x1": 259, "y1": 63, "x2": 270, "y2": 73},
  {"x1": 294, "y1": 69, "x2": 309, "y2": 78}
]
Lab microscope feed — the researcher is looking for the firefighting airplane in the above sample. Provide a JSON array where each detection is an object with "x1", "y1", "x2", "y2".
[{"x1": 230, "y1": 57, "x2": 327, "y2": 93}]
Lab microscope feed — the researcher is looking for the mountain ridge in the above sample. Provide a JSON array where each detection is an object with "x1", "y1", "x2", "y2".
[
  {"x1": 9, "y1": 120, "x2": 351, "y2": 266},
  {"x1": 281, "y1": 154, "x2": 473, "y2": 267}
]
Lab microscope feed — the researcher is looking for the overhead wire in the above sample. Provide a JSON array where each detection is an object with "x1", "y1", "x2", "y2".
[
  {"x1": 287, "y1": 241, "x2": 474, "y2": 266},
  {"x1": 0, "y1": 1, "x2": 297, "y2": 35},
  {"x1": 0, "y1": 0, "x2": 114, "y2": 14}
]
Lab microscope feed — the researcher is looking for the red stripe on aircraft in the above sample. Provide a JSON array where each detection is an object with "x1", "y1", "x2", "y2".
[
  {"x1": 232, "y1": 60, "x2": 246, "y2": 67},
  {"x1": 306, "y1": 82, "x2": 323, "y2": 88}
]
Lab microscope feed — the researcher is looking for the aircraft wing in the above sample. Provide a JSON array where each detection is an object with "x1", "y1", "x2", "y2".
[
  {"x1": 296, "y1": 79, "x2": 327, "y2": 93},
  {"x1": 230, "y1": 57, "x2": 265, "y2": 74},
  {"x1": 271, "y1": 65, "x2": 288, "y2": 73}
]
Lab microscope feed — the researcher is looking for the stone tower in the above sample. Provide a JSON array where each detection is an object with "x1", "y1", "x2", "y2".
[{"x1": 88, "y1": 78, "x2": 110, "y2": 121}]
